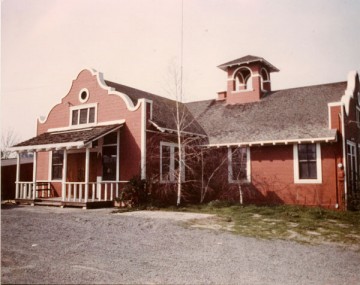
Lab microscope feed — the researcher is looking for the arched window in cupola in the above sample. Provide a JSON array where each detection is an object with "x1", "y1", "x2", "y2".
[
  {"x1": 234, "y1": 67, "x2": 253, "y2": 91},
  {"x1": 260, "y1": 68, "x2": 270, "y2": 91}
]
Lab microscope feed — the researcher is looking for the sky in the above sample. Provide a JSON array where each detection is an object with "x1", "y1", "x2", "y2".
[{"x1": 1, "y1": 0, "x2": 360, "y2": 142}]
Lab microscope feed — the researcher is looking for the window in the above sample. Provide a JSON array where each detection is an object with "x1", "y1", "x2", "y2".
[
  {"x1": 102, "y1": 132, "x2": 118, "y2": 181},
  {"x1": 347, "y1": 141, "x2": 357, "y2": 193},
  {"x1": 70, "y1": 104, "x2": 97, "y2": 126},
  {"x1": 356, "y1": 106, "x2": 360, "y2": 128},
  {"x1": 51, "y1": 150, "x2": 64, "y2": 180},
  {"x1": 79, "y1": 88, "x2": 89, "y2": 103},
  {"x1": 234, "y1": 68, "x2": 253, "y2": 91},
  {"x1": 228, "y1": 147, "x2": 250, "y2": 183},
  {"x1": 160, "y1": 142, "x2": 184, "y2": 183},
  {"x1": 293, "y1": 143, "x2": 322, "y2": 183}
]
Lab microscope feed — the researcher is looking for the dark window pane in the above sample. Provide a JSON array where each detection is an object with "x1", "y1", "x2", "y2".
[
  {"x1": 102, "y1": 146, "x2": 117, "y2": 180},
  {"x1": 162, "y1": 145, "x2": 171, "y2": 181},
  {"x1": 103, "y1": 132, "x2": 117, "y2": 145},
  {"x1": 298, "y1": 144, "x2": 318, "y2": 179},
  {"x1": 52, "y1": 151, "x2": 63, "y2": 180},
  {"x1": 79, "y1": 109, "x2": 88, "y2": 124},
  {"x1": 308, "y1": 162, "x2": 317, "y2": 179},
  {"x1": 231, "y1": 147, "x2": 247, "y2": 180},
  {"x1": 72, "y1": 110, "x2": 78, "y2": 125},
  {"x1": 89, "y1": 107, "x2": 95, "y2": 123}
]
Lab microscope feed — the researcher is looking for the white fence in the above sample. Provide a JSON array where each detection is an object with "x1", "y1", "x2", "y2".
[
  {"x1": 15, "y1": 182, "x2": 35, "y2": 199},
  {"x1": 63, "y1": 181, "x2": 128, "y2": 203},
  {"x1": 15, "y1": 181, "x2": 128, "y2": 203}
]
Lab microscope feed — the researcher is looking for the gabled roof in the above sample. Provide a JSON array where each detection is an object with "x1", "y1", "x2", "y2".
[
  {"x1": 105, "y1": 80, "x2": 206, "y2": 136},
  {"x1": 11, "y1": 124, "x2": 123, "y2": 151},
  {"x1": 186, "y1": 82, "x2": 346, "y2": 146},
  {"x1": 218, "y1": 55, "x2": 279, "y2": 72}
]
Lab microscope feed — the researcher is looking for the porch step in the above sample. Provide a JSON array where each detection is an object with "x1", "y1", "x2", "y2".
[
  {"x1": 34, "y1": 200, "x2": 62, "y2": 207},
  {"x1": 15, "y1": 198, "x2": 114, "y2": 209}
]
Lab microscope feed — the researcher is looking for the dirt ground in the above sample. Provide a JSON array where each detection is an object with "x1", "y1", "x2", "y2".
[{"x1": 2, "y1": 205, "x2": 360, "y2": 284}]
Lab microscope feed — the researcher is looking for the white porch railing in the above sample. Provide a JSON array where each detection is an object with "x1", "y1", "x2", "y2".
[
  {"x1": 63, "y1": 181, "x2": 128, "y2": 203},
  {"x1": 15, "y1": 182, "x2": 35, "y2": 199},
  {"x1": 15, "y1": 181, "x2": 53, "y2": 199}
]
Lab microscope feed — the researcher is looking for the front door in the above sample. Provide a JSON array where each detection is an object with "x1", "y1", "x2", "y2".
[{"x1": 67, "y1": 152, "x2": 97, "y2": 182}]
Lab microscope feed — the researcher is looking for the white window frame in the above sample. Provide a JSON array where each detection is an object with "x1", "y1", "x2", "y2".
[
  {"x1": 49, "y1": 150, "x2": 64, "y2": 181},
  {"x1": 347, "y1": 141, "x2": 357, "y2": 191},
  {"x1": 69, "y1": 103, "x2": 98, "y2": 126},
  {"x1": 293, "y1": 143, "x2": 322, "y2": 184},
  {"x1": 160, "y1": 141, "x2": 185, "y2": 183},
  {"x1": 356, "y1": 106, "x2": 360, "y2": 128},
  {"x1": 228, "y1": 147, "x2": 251, "y2": 184}
]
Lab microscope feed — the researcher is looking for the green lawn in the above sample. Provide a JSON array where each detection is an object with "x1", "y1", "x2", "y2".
[{"x1": 166, "y1": 203, "x2": 360, "y2": 248}]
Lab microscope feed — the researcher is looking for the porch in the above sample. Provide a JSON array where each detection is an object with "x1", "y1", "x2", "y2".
[
  {"x1": 15, "y1": 180, "x2": 128, "y2": 209},
  {"x1": 11, "y1": 124, "x2": 129, "y2": 209}
]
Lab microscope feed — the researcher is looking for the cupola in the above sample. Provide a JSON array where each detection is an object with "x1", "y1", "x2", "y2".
[{"x1": 217, "y1": 55, "x2": 279, "y2": 104}]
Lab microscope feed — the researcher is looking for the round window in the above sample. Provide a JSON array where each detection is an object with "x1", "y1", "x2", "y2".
[{"x1": 79, "y1": 88, "x2": 89, "y2": 103}]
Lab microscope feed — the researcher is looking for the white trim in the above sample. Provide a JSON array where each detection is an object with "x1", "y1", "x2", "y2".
[
  {"x1": 356, "y1": 106, "x2": 360, "y2": 128},
  {"x1": 149, "y1": 120, "x2": 207, "y2": 138},
  {"x1": 160, "y1": 141, "x2": 185, "y2": 183},
  {"x1": 327, "y1": 101, "x2": 343, "y2": 129},
  {"x1": 69, "y1": 103, "x2": 98, "y2": 126},
  {"x1": 11, "y1": 141, "x2": 85, "y2": 152},
  {"x1": 293, "y1": 143, "x2": 322, "y2": 184},
  {"x1": 10, "y1": 124, "x2": 124, "y2": 153},
  {"x1": 37, "y1": 68, "x2": 142, "y2": 125},
  {"x1": 232, "y1": 66, "x2": 253, "y2": 81},
  {"x1": 15, "y1": 153, "x2": 20, "y2": 198},
  {"x1": 228, "y1": 146, "x2": 251, "y2": 184},
  {"x1": 79, "y1": 88, "x2": 90, "y2": 103},
  {"x1": 328, "y1": 102, "x2": 343, "y2": 107},
  {"x1": 346, "y1": 140, "x2": 357, "y2": 192},
  {"x1": 51, "y1": 150, "x2": 65, "y2": 182},
  {"x1": 260, "y1": 68, "x2": 269, "y2": 81},
  {"x1": 61, "y1": 149, "x2": 67, "y2": 201},
  {"x1": 32, "y1": 152, "x2": 37, "y2": 199},
  {"x1": 116, "y1": 129, "x2": 120, "y2": 181},
  {"x1": 48, "y1": 152, "x2": 52, "y2": 181},
  {"x1": 140, "y1": 99, "x2": 147, "y2": 179},
  {"x1": 203, "y1": 136, "x2": 337, "y2": 148},
  {"x1": 219, "y1": 58, "x2": 279, "y2": 72},
  {"x1": 341, "y1": 105, "x2": 348, "y2": 207},
  {"x1": 341, "y1": 70, "x2": 358, "y2": 115}
]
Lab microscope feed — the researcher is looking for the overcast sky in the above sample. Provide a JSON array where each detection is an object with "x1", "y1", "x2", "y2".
[{"x1": 2, "y1": 0, "x2": 360, "y2": 141}]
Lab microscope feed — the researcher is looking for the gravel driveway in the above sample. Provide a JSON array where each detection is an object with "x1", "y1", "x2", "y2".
[{"x1": 1, "y1": 205, "x2": 360, "y2": 284}]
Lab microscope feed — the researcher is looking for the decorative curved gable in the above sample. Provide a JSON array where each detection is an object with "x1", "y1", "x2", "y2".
[
  {"x1": 37, "y1": 68, "x2": 144, "y2": 133},
  {"x1": 341, "y1": 70, "x2": 359, "y2": 115},
  {"x1": 38, "y1": 68, "x2": 141, "y2": 124}
]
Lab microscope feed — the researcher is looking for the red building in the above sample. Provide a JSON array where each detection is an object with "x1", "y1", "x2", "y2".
[{"x1": 11, "y1": 56, "x2": 360, "y2": 209}]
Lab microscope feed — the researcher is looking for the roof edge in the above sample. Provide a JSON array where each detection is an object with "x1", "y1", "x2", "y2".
[{"x1": 201, "y1": 134, "x2": 337, "y2": 148}]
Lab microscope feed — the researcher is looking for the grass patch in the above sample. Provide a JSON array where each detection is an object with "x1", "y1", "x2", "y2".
[{"x1": 166, "y1": 204, "x2": 360, "y2": 248}]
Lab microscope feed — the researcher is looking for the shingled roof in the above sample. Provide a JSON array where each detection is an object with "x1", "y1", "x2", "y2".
[
  {"x1": 217, "y1": 55, "x2": 280, "y2": 72},
  {"x1": 105, "y1": 80, "x2": 206, "y2": 136},
  {"x1": 11, "y1": 124, "x2": 123, "y2": 151},
  {"x1": 185, "y1": 82, "x2": 346, "y2": 146}
]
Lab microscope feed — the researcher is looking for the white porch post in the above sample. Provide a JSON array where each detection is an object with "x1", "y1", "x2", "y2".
[
  {"x1": 116, "y1": 129, "x2": 120, "y2": 181},
  {"x1": 61, "y1": 149, "x2": 68, "y2": 202},
  {"x1": 32, "y1": 151, "x2": 37, "y2": 200},
  {"x1": 85, "y1": 147, "x2": 90, "y2": 203},
  {"x1": 15, "y1": 152, "x2": 21, "y2": 199},
  {"x1": 116, "y1": 129, "x2": 120, "y2": 199}
]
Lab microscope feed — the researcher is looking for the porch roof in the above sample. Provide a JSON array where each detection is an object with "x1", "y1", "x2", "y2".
[{"x1": 11, "y1": 124, "x2": 123, "y2": 152}]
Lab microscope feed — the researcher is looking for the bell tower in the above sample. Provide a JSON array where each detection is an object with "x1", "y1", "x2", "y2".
[{"x1": 217, "y1": 55, "x2": 279, "y2": 104}]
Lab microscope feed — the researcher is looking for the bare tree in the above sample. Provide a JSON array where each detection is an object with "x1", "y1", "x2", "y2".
[
  {"x1": 200, "y1": 146, "x2": 248, "y2": 204},
  {"x1": 1, "y1": 128, "x2": 20, "y2": 159}
]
